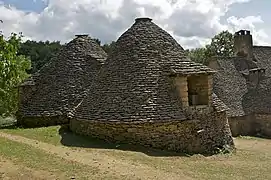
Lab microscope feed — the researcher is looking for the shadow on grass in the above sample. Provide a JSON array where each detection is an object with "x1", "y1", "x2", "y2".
[
  {"x1": 0, "y1": 124, "x2": 18, "y2": 129},
  {"x1": 58, "y1": 125, "x2": 192, "y2": 157}
]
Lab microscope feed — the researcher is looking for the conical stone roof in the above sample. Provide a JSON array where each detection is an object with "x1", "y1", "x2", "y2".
[
  {"x1": 19, "y1": 35, "x2": 107, "y2": 117},
  {"x1": 75, "y1": 18, "x2": 216, "y2": 122}
]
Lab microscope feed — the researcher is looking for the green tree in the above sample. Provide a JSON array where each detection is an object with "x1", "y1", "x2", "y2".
[
  {"x1": 0, "y1": 32, "x2": 31, "y2": 117},
  {"x1": 101, "y1": 41, "x2": 116, "y2": 55},
  {"x1": 189, "y1": 30, "x2": 234, "y2": 65},
  {"x1": 207, "y1": 30, "x2": 234, "y2": 57},
  {"x1": 188, "y1": 48, "x2": 210, "y2": 65},
  {"x1": 18, "y1": 40, "x2": 62, "y2": 73}
]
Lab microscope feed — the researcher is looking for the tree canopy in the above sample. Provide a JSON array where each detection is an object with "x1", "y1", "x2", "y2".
[
  {"x1": 18, "y1": 40, "x2": 62, "y2": 73},
  {"x1": 188, "y1": 30, "x2": 234, "y2": 65},
  {"x1": 0, "y1": 32, "x2": 31, "y2": 116}
]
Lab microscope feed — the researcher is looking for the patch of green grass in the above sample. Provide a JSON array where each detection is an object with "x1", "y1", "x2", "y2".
[
  {"x1": 2, "y1": 126, "x2": 271, "y2": 180},
  {"x1": 0, "y1": 137, "x2": 120, "y2": 180},
  {"x1": 2, "y1": 126, "x2": 62, "y2": 145},
  {"x1": 2, "y1": 125, "x2": 122, "y2": 149},
  {"x1": 101, "y1": 146, "x2": 271, "y2": 180},
  {"x1": 185, "y1": 150, "x2": 271, "y2": 180}
]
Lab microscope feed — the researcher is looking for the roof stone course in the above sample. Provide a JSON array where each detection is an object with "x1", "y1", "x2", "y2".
[
  {"x1": 18, "y1": 35, "x2": 107, "y2": 117},
  {"x1": 74, "y1": 18, "x2": 224, "y2": 122},
  {"x1": 212, "y1": 45, "x2": 271, "y2": 117}
]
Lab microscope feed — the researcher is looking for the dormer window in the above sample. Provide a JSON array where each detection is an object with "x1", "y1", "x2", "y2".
[
  {"x1": 173, "y1": 74, "x2": 212, "y2": 107},
  {"x1": 187, "y1": 75, "x2": 209, "y2": 106}
]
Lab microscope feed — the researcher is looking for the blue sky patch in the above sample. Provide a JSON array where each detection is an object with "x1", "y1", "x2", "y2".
[{"x1": 2, "y1": 0, "x2": 47, "y2": 12}]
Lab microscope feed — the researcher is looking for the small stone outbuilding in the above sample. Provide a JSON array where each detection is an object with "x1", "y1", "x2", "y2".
[
  {"x1": 209, "y1": 30, "x2": 271, "y2": 138},
  {"x1": 16, "y1": 35, "x2": 107, "y2": 127},
  {"x1": 70, "y1": 18, "x2": 235, "y2": 154}
]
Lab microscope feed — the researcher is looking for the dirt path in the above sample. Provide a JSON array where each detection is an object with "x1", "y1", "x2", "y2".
[
  {"x1": 0, "y1": 132, "x2": 193, "y2": 180},
  {"x1": 0, "y1": 156, "x2": 61, "y2": 180},
  {"x1": 235, "y1": 138, "x2": 271, "y2": 153}
]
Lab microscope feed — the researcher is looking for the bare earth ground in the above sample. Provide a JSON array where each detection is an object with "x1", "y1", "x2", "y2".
[{"x1": 0, "y1": 126, "x2": 271, "y2": 180}]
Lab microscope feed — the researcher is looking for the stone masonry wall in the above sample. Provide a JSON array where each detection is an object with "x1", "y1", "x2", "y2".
[
  {"x1": 174, "y1": 75, "x2": 212, "y2": 107},
  {"x1": 174, "y1": 76, "x2": 189, "y2": 107},
  {"x1": 187, "y1": 75, "x2": 211, "y2": 105},
  {"x1": 234, "y1": 30, "x2": 253, "y2": 59},
  {"x1": 70, "y1": 110, "x2": 234, "y2": 154},
  {"x1": 228, "y1": 115, "x2": 255, "y2": 137},
  {"x1": 228, "y1": 114, "x2": 271, "y2": 138},
  {"x1": 255, "y1": 114, "x2": 271, "y2": 138}
]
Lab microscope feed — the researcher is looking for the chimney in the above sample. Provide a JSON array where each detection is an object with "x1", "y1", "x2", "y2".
[
  {"x1": 234, "y1": 30, "x2": 253, "y2": 59},
  {"x1": 246, "y1": 68, "x2": 266, "y2": 89},
  {"x1": 75, "y1": 34, "x2": 89, "y2": 38},
  {"x1": 135, "y1": 17, "x2": 152, "y2": 23}
]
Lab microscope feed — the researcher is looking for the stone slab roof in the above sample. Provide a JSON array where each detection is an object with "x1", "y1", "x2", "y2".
[
  {"x1": 253, "y1": 46, "x2": 271, "y2": 76},
  {"x1": 211, "y1": 93, "x2": 229, "y2": 113},
  {"x1": 20, "y1": 75, "x2": 37, "y2": 86},
  {"x1": 75, "y1": 18, "x2": 225, "y2": 122},
  {"x1": 212, "y1": 57, "x2": 250, "y2": 117},
  {"x1": 18, "y1": 35, "x2": 107, "y2": 117},
  {"x1": 247, "y1": 46, "x2": 271, "y2": 114},
  {"x1": 212, "y1": 46, "x2": 271, "y2": 117}
]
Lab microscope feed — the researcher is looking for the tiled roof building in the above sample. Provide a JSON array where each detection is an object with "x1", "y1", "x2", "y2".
[{"x1": 210, "y1": 30, "x2": 271, "y2": 137}]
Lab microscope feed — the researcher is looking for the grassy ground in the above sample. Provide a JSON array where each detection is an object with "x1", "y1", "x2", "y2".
[
  {"x1": 1, "y1": 126, "x2": 271, "y2": 180},
  {"x1": 0, "y1": 137, "x2": 119, "y2": 180}
]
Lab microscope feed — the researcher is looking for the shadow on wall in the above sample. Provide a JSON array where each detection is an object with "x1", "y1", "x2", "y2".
[{"x1": 58, "y1": 125, "x2": 197, "y2": 157}]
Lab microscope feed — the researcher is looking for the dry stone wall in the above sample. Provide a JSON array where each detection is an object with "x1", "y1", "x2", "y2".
[
  {"x1": 70, "y1": 109, "x2": 234, "y2": 154},
  {"x1": 228, "y1": 115, "x2": 255, "y2": 137},
  {"x1": 187, "y1": 75, "x2": 211, "y2": 105},
  {"x1": 254, "y1": 114, "x2": 271, "y2": 137},
  {"x1": 228, "y1": 114, "x2": 271, "y2": 138}
]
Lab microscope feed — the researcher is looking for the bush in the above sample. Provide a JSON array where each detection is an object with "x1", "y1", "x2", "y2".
[{"x1": 0, "y1": 116, "x2": 17, "y2": 128}]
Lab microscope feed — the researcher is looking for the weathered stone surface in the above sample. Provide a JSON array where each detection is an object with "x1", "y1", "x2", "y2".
[
  {"x1": 210, "y1": 30, "x2": 271, "y2": 138},
  {"x1": 255, "y1": 114, "x2": 271, "y2": 137},
  {"x1": 74, "y1": 18, "x2": 227, "y2": 122},
  {"x1": 71, "y1": 110, "x2": 234, "y2": 154},
  {"x1": 72, "y1": 17, "x2": 235, "y2": 154},
  {"x1": 17, "y1": 17, "x2": 235, "y2": 154},
  {"x1": 229, "y1": 114, "x2": 271, "y2": 138},
  {"x1": 228, "y1": 115, "x2": 255, "y2": 137},
  {"x1": 17, "y1": 35, "x2": 107, "y2": 126}
]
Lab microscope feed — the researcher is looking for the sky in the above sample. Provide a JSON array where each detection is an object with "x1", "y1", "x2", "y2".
[{"x1": 0, "y1": 0, "x2": 270, "y2": 49}]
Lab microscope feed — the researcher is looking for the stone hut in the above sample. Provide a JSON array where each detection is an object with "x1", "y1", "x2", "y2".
[
  {"x1": 70, "y1": 17, "x2": 235, "y2": 154},
  {"x1": 16, "y1": 35, "x2": 107, "y2": 127},
  {"x1": 209, "y1": 30, "x2": 271, "y2": 137}
]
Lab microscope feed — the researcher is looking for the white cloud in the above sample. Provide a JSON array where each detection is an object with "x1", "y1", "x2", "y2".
[
  {"x1": 226, "y1": 16, "x2": 269, "y2": 45},
  {"x1": 0, "y1": 0, "x2": 270, "y2": 49}
]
